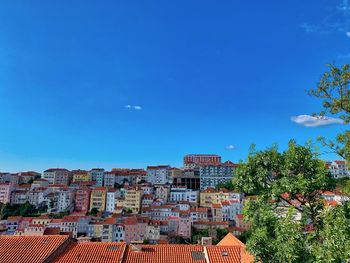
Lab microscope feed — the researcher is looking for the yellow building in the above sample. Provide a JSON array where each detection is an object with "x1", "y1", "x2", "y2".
[
  {"x1": 200, "y1": 188, "x2": 236, "y2": 207},
  {"x1": 124, "y1": 187, "x2": 142, "y2": 214},
  {"x1": 32, "y1": 215, "x2": 51, "y2": 225},
  {"x1": 72, "y1": 170, "x2": 91, "y2": 183},
  {"x1": 90, "y1": 187, "x2": 107, "y2": 211}
]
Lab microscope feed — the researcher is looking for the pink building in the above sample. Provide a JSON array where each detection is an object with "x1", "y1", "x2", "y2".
[
  {"x1": 0, "y1": 183, "x2": 13, "y2": 204},
  {"x1": 236, "y1": 214, "x2": 251, "y2": 232},
  {"x1": 75, "y1": 186, "x2": 91, "y2": 213},
  {"x1": 168, "y1": 216, "x2": 191, "y2": 238},
  {"x1": 178, "y1": 217, "x2": 191, "y2": 238},
  {"x1": 123, "y1": 216, "x2": 147, "y2": 243}
]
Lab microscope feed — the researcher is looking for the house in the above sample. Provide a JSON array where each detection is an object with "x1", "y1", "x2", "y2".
[
  {"x1": 90, "y1": 187, "x2": 107, "y2": 212},
  {"x1": 75, "y1": 186, "x2": 91, "y2": 213},
  {"x1": 0, "y1": 183, "x2": 13, "y2": 204},
  {"x1": 124, "y1": 187, "x2": 143, "y2": 214}
]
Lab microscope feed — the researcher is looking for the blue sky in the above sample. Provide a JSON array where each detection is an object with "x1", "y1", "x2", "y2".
[{"x1": 0, "y1": 0, "x2": 349, "y2": 172}]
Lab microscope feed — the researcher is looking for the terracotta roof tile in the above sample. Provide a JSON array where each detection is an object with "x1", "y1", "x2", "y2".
[
  {"x1": 206, "y1": 246, "x2": 241, "y2": 263},
  {"x1": 0, "y1": 235, "x2": 69, "y2": 263},
  {"x1": 122, "y1": 245, "x2": 206, "y2": 263},
  {"x1": 53, "y1": 242, "x2": 127, "y2": 263}
]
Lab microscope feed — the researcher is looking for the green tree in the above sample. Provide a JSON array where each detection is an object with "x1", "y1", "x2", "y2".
[
  {"x1": 233, "y1": 141, "x2": 350, "y2": 262},
  {"x1": 233, "y1": 64, "x2": 350, "y2": 262},
  {"x1": 309, "y1": 64, "x2": 350, "y2": 160},
  {"x1": 87, "y1": 208, "x2": 99, "y2": 216}
]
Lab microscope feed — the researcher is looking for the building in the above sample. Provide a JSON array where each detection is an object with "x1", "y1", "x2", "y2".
[
  {"x1": 236, "y1": 214, "x2": 251, "y2": 232},
  {"x1": 146, "y1": 165, "x2": 171, "y2": 185},
  {"x1": 42, "y1": 169, "x2": 71, "y2": 185},
  {"x1": 0, "y1": 173, "x2": 19, "y2": 185},
  {"x1": 211, "y1": 204, "x2": 223, "y2": 222},
  {"x1": 169, "y1": 186, "x2": 199, "y2": 203},
  {"x1": 27, "y1": 187, "x2": 50, "y2": 208},
  {"x1": 199, "y1": 161, "x2": 237, "y2": 190},
  {"x1": 104, "y1": 172, "x2": 115, "y2": 187},
  {"x1": 18, "y1": 172, "x2": 41, "y2": 184},
  {"x1": 123, "y1": 216, "x2": 147, "y2": 243},
  {"x1": 124, "y1": 187, "x2": 143, "y2": 214},
  {"x1": 106, "y1": 189, "x2": 117, "y2": 213},
  {"x1": 72, "y1": 170, "x2": 91, "y2": 183},
  {"x1": 74, "y1": 187, "x2": 91, "y2": 213},
  {"x1": 89, "y1": 168, "x2": 105, "y2": 183},
  {"x1": 155, "y1": 185, "x2": 170, "y2": 203},
  {"x1": 60, "y1": 216, "x2": 79, "y2": 238},
  {"x1": 184, "y1": 154, "x2": 221, "y2": 169},
  {"x1": 112, "y1": 168, "x2": 145, "y2": 185},
  {"x1": 326, "y1": 160, "x2": 350, "y2": 179},
  {"x1": 0, "y1": 183, "x2": 13, "y2": 204},
  {"x1": 90, "y1": 187, "x2": 107, "y2": 212},
  {"x1": 172, "y1": 169, "x2": 201, "y2": 190},
  {"x1": 200, "y1": 188, "x2": 242, "y2": 208},
  {"x1": 11, "y1": 190, "x2": 28, "y2": 205},
  {"x1": 56, "y1": 189, "x2": 75, "y2": 212}
]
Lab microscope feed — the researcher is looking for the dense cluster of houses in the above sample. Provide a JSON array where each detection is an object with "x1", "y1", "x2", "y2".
[{"x1": 0, "y1": 155, "x2": 349, "y2": 244}]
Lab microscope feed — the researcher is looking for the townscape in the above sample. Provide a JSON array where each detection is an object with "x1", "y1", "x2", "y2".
[{"x1": 0, "y1": 154, "x2": 348, "y2": 247}]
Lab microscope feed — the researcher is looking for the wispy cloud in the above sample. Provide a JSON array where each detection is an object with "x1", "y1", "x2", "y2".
[
  {"x1": 133, "y1": 105, "x2": 142, "y2": 110},
  {"x1": 300, "y1": 23, "x2": 319, "y2": 33},
  {"x1": 337, "y1": 52, "x2": 350, "y2": 59},
  {"x1": 291, "y1": 115, "x2": 344, "y2": 127},
  {"x1": 301, "y1": 0, "x2": 350, "y2": 35},
  {"x1": 225, "y1": 145, "x2": 237, "y2": 150},
  {"x1": 124, "y1": 105, "x2": 142, "y2": 110}
]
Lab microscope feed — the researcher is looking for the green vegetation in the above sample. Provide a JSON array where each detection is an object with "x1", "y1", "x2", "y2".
[
  {"x1": 232, "y1": 64, "x2": 350, "y2": 262},
  {"x1": 215, "y1": 181, "x2": 236, "y2": 191},
  {"x1": 49, "y1": 211, "x2": 69, "y2": 219},
  {"x1": 191, "y1": 229, "x2": 209, "y2": 244},
  {"x1": 87, "y1": 208, "x2": 99, "y2": 216},
  {"x1": 0, "y1": 202, "x2": 41, "y2": 220},
  {"x1": 336, "y1": 178, "x2": 350, "y2": 196}
]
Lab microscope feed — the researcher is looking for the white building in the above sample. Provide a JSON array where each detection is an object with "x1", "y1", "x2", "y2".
[
  {"x1": 56, "y1": 189, "x2": 75, "y2": 212},
  {"x1": 42, "y1": 169, "x2": 71, "y2": 185},
  {"x1": 146, "y1": 166, "x2": 171, "y2": 185},
  {"x1": 104, "y1": 172, "x2": 115, "y2": 187},
  {"x1": 199, "y1": 161, "x2": 237, "y2": 190},
  {"x1": 106, "y1": 190, "x2": 116, "y2": 213},
  {"x1": 169, "y1": 187, "x2": 199, "y2": 203},
  {"x1": 327, "y1": 160, "x2": 350, "y2": 179}
]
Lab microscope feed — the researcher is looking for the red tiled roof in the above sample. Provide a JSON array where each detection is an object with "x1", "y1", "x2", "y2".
[
  {"x1": 217, "y1": 233, "x2": 244, "y2": 247},
  {"x1": 193, "y1": 221, "x2": 229, "y2": 226},
  {"x1": 92, "y1": 186, "x2": 107, "y2": 191},
  {"x1": 53, "y1": 242, "x2": 127, "y2": 263},
  {"x1": 0, "y1": 235, "x2": 69, "y2": 263},
  {"x1": 206, "y1": 246, "x2": 241, "y2": 263},
  {"x1": 122, "y1": 245, "x2": 206, "y2": 263}
]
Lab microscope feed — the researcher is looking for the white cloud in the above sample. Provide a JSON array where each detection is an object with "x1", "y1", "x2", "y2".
[
  {"x1": 301, "y1": 0, "x2": 350, "y2": 35},
  {"x1": 225, "y1": 145, "x2": 237, "y2": 150},
  {"x1": 124, "y1": 104, "x2": 142, "y2": 111},
  {"x1": 291, "y1": 115, "x2": 344, "y2": 127},
  {"x1": 133, "y1": 105, "x2": 142, "y2": 110}
]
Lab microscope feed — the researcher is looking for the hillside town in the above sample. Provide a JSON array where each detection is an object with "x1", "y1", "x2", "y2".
[{"x1": 0, "y1": 154, "x2": 348, "y2": 246}]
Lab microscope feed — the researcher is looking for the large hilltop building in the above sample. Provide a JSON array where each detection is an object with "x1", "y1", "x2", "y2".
[{"x1": 184, "y1": 154, "x2": 221, "y2": 169}]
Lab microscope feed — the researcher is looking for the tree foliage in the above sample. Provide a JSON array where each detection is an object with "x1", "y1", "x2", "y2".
[
  {"x1": 234, "y1": 64, "x2": 350, "y2": 262},
  {"x1": 309, "y1": 64, "x2": 350, "y2": 160},
  {"x1": 233, "y1": 141, "x2": 350, "y2": 262},
  {"x1": 0, "y1": 202, "x2": 40, "y2": 220}
]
